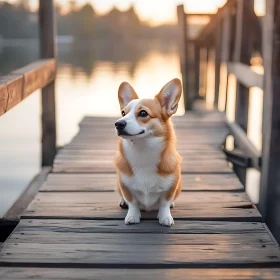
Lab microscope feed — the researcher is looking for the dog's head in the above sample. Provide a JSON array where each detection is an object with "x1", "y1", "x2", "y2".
[{"x1": 115, "y1": 78, "x2": 182, "y2": 139}]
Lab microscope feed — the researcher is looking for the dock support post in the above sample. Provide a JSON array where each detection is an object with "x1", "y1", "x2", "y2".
[
  {"x1": 259, "y1": 0, "x2": 280, "y2": 243},
  {"x1": 232, "y1": 0, "x2": 254, "y2": 185},
  {"x1": 214, "y1": 11, "x2": 222, "y2": 108},
  {"x1": 177, "y1": 5, "x2": 192, "y2": 111},
  {"x1": 39, "y1": 0, "x2": 57, "y2": 166}
]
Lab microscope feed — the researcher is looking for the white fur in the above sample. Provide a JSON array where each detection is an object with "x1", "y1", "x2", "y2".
[{"x1": 120, "y1": 136, "x2": 175, "y2": 212}]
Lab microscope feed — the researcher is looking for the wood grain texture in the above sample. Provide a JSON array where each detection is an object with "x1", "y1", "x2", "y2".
[
  {"x1": 22, "y1": 192, "x2": 261, "y2": 222},
  {"x1": 39, "y1": 0, "x2": 57, "y2": 167},
  {"x1": 41, "y1": 173, "x2": 243, "y2": 192},
  {"x1": 12, "y1": 59, "x2": 56, "y2": 98},
  {"x1": 1, "y1": 268, "x2": 280, "y2": 280},
  {"x1": 9, "y1": 219, "x2": 268, "y2": 234},
  {"x1": 1, "y1": 242, "x2": 280, "y2": 267},
  {"x1": 1, "y1": 220, "x2": 279, "y2": 268},
  {"x1": 227, "y1": 62, "x2": 263, "y2": 89},
  {"x1": 0, "y1": 59, "x2": 56, "y2": 117}
]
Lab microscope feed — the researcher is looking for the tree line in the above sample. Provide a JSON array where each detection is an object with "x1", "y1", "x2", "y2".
[{"x1": 0, "y1": 2, "x2": 178, "y2": 41}]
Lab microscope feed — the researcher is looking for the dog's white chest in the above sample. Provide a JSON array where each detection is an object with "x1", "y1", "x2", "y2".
[{"x1": 120, "y1": 138, "x2": 174, "y2": 210}]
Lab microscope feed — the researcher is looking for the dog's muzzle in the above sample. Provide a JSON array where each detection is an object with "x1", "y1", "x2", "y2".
[{"x1": 115, "y1": 120, "x2": 127, "y2": 134}]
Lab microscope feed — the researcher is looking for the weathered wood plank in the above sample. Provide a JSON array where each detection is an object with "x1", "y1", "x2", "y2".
[
  {"x1": 6, "y1": 219, "x2": 269, "y2": 234},
  {"x1": 41, "y1": 173, "x2": 243, "y2": 192},
  {"x1": 4, "y1": 167, "x2": 51, "y2": 221},
  {"x1": 0, "y1": 74, "x2": 23, "y2": 115},
  {"x1": 227, "y1": 62, "x2": 263, "y2": 90},
  {"x1": 0, "y1": 220, "x2": 279, "y2": 268},
  {"x1": 22, "y1": 192, "x2": 261, "y2": 222},
  {"x1": 1, "y1": 268, "x2": 280, "y2": 280},
  {"x1": 12, "y1": 59, "x2": 56, "y2": 98},
  {"x1": 0, "y1": 59, "x2": 56, "y2": 117},
  {"x1": 52, "y1": 160, "x2": 232, "y2": 173},
  {"x1": 1, "y1": 242, "x2": 279, "y2": 267},
  {"x1": 8, "y1": 232, "x2": 275, "y2": 246},
  {"x1": 40, "y1": 0, "x2": 57, "y2": 167}
]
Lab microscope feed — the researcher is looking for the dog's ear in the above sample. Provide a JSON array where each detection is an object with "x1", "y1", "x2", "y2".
[
  {"x1": 118, "y1": 82, "x2": 139, "y2": 109},
  {"x1": 155, "y1": 78, "x2": 182, "y2": 117}
]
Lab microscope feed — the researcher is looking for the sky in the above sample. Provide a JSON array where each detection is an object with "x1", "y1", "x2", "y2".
[{"x1": 5, "y1": 0, "x2": 265, "y2": 26}]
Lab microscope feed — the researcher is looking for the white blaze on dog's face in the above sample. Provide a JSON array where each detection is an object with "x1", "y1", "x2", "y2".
[{"x1": 115, "y1": 79, "x2": 182, "y2": 139}]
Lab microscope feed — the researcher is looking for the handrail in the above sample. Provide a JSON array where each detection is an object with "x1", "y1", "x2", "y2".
[
  {"x1": 0, "y1": 0, "x2": 57, "y2": 166},
  {"x1": 227, "y1": 62, "x2": 263, "y2": 89},
  {"x1": 0, "y1": 59, "x2": 56, "y2": 117}
]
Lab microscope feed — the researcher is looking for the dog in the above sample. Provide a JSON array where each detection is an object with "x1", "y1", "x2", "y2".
[{"x1": 114, "y1": 78, "x2": 182, "y2": 227}]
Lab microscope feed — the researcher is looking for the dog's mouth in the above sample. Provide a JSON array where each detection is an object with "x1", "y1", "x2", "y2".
[{"x1": 118, "y1": 130, "x2": 145, "y2": 137}]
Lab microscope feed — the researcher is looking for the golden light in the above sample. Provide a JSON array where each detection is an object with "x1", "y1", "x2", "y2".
[{"x1": 9, "y1": 0, "x2": 261, "y2": 26}]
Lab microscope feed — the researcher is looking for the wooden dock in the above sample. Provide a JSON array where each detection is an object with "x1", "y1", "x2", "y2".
[
  {"x1": 1, "y1": 111, "x2": 280, "y2": 279},
  {"x1": 1, "y1": 0, "x2": 280, "y2": 278}
]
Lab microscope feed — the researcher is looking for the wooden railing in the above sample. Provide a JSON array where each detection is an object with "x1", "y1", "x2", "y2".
[
  {"x1": 0, "y1": 0, "x2": 57, "y2": 166},
  {"x1": 177, "y1": 0, "x2": 280, "y2": 242}
]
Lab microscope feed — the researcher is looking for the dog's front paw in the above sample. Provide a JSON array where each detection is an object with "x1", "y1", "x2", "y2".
[
  {"x1": 125, "y1": 208, "x2": 141, "y2": 225},
  {"x1": 158, "y1": 207, "x2": 174, "y2": 227},
  {"x1": 159, "y1": 215, "x2": 174, "y2": 227}
]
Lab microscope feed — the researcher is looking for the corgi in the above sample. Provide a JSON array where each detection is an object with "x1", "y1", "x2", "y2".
[{"x1": 114, "y1": 78, "x2": 182, "y2": 227}]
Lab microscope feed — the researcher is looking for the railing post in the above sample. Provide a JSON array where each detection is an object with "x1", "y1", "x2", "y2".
[
  {"x1": 214, "y1": 11, "x2": 222, "y2": 108},
  {"x1": 177, "y1": 5, "x2": 191, "y2": 111},
  {"x1": 233, "y1": 0, "x2": 254, "y2": 132},
  {"x1": 39, "y1": 0, "x2": 57, "y2": 166},
  {"x1": 231, "y1": 0, "x2": 254, "y2": 185},
  {"x1": 194, "y1": 42, "x2": 200, "y2": 100},
  {"x1": 259, "y1": 0, "x2": 280, "y2": 243},
  {"x1": 219, "y1": 6, "x2": 232, "y2": 111}
]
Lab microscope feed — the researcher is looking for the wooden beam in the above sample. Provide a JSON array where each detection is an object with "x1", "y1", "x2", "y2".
[
  {"x1": 0, "y1": 59, "x2": 56, "y2": 117},
  {"x1": 3, "y1": 167, "x2": 51, "y2": 221},
  {"x1": 221, "y1": 7, "x2": 232, "y2": 63},
  {"x1": 13, "y1": 59, "x2": 56, "y2": 98},
  {"x1": 227, "y1": 121, "x2": 261, "y2": 170},
  {"x1": 39, "y1": 0, "x2": 57, "y2": 166},
  {"x1": 227, "y1": 62, "x2": 264, "y2": 89},
  {"x1": 259, "y1": 0, "x2": 280, "y2": 243},
  {"x1": 214, "y1": 15, "x2": 222, "y2": 107},
  {"x1": 177, "y1": 5, "x2": 191, "y2": 111},
  {"x1": 197, "y1": 0, "x2": 236, "y2": 42},
  {"x1": 233, "y1": 0, "x2": 255, "y2": 133}
]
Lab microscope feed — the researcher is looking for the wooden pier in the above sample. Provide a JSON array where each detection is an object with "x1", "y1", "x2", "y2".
[
  {"x1": 1, "y1": 112, "x2": 280, "y2": 278},
  {"x1": 1, "y1": 0, "x2": 280, "y2": 278}
]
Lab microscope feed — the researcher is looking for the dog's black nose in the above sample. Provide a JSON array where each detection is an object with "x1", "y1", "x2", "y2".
[{"x1": 115, "y1": 120, "x2": 127, "y2": 130}]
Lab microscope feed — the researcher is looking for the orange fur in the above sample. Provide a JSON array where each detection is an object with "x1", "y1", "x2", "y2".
[{"x1": 116, "y1": 173, "x2": 133, "y2": 203}]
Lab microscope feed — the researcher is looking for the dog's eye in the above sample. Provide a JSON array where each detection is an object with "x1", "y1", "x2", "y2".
[
  {"x1": 121, "y1": 111, "x2": 125, "y2": 116},
  {"x1": 139, "y1": 110, "x2": 148, "y2": 117}
]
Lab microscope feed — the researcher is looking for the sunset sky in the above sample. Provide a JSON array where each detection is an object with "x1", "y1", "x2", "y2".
[{"x1": 5, "y1": 0, "x2": 265, "y2": 26}]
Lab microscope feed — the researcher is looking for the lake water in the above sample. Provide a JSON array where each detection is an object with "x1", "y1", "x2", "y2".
[{"x1": 0, "y1": 39, "x2": 183, "y2": 217}]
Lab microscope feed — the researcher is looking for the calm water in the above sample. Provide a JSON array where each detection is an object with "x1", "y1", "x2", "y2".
[{"x1": 0, "y1": 39, "x2": 183, "y2": 217}]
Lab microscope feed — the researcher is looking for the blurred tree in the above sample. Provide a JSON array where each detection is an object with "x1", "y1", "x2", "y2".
[{"x1": 0, "y1": 1, "x2": 178, "y2": 41}]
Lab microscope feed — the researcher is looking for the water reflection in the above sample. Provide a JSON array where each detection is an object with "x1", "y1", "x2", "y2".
[{"x1": 0, "y1": 39, "x2": 182, "y2": 217}]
